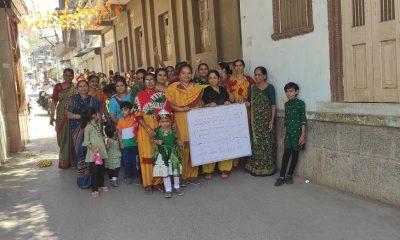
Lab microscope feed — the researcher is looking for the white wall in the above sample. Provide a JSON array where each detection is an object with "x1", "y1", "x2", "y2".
[{"x1": 240, "y1": 0, "x2": 331, "y2": 111}]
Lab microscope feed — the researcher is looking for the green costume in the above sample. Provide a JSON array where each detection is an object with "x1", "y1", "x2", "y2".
[
  {"x1": 152, "y1": 127, "x2": 182, "y2": 177},
  {"x1": 284, "y1": 98, "x2": 307, "y2": 151}
]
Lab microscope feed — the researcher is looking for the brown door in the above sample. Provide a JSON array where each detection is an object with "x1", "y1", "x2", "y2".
[{"x1": 342, "y1": 0, "x2": 400, "y2": 102}]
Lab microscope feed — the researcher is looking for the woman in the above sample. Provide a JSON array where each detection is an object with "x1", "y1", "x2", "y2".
[
  {"x1": 226, "y1": 59, "x2": 255, "y2": 168},
  {"x1": 194, "y1": 63, "x2": 209, "y2": 86},
  {"x1": 217, "y1": 62, "x2": 232, "y2": 87},
  {"x1": 245, "y1": 66, "x2": 276, "y2": 176},
  {"x1": 155, "y1": 68, "x2": 168, "y2": 92},
  {"x1": 88, "y1": 75, "x2": 106, "y2": 115},
  {"x1": 108, "y1": 76, "x2": 133, "y2": 124},
  {"x1": 50, "y1": 68, "x2": 75, "y2": 169},
  {"x1": 202, "y1": 70, "x2": 232, "y2": 179},
  {"x1": 165, "y1": 63, "x2": 204, "y2": 184},
  {"x1": 134, "y1": 73, "x2": 170, "y2": 193},
  {"x1": 67, "y1": 80, "x2": 100, "y2": 188}
]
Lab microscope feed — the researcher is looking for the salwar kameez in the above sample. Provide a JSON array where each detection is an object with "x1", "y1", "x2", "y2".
[
  {"x1": 226, "y1": 75, "x2": 254, "y2": 168},
  {"x1": 202, "y1": 85, "x2": 233, "y2": 174}
]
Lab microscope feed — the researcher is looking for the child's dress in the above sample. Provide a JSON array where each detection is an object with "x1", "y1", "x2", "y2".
[
  {"x1": 82, "y1": 123, "x2": 108, "y2": 162},
  {"x1": 152, "y1": 127, "x2": 182, "y2": 177},
  {"x1": 105, "y1": 138, "x2": 121, "y2": 170}
]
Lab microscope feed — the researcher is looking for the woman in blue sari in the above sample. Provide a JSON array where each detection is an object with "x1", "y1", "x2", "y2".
[{"x1": 67, "y1": 80, "x2": 100, "y2": 188}]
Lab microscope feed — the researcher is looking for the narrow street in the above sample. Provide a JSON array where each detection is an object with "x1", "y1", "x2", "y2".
[{"x1": 0, "y1": 97, "x2": 399, "y2": 240}]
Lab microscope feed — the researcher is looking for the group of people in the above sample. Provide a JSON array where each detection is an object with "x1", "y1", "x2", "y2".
[{"x1": 49, "y1": 58, "x2": 307, "y2": 198}]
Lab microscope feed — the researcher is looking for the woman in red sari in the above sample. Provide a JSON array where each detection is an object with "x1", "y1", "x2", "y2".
[{"x1": 50, "y1": 68, "x2": 75, "y2": 169}]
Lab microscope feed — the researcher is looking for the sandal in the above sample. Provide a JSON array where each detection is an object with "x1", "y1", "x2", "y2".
[
  {"x1": 204, "y1": 174, "x2": 212, "y2": 180},
  {"x1": 100, "y1": 186, "x2": 109, "y2": 192},
  {"x1": 221, "y1": 172, "x2": 229, "y2": 179},
  {"x1": 91, "y1": 191, "x2": 99, "y2": 198},
  {"x1": 145, "y1": 186, "x2": 153, "y2": 195}
]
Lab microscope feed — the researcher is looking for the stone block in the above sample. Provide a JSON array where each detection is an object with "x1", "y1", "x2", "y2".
[
  {"x1": 377, "y1": 159, "x2": 400, "y2": 205},
  {"x1": 310, "y1": 121, "x2": 338, "y2": 150},
  {"x1": 337, "y1": 124, "x2": 361, "y2": 153},
  {"x1": 360, "y1": 126, "x2": 394, "y2": 158},
  {"x1": 392, "y1": 128, "x2": 400, "y2": 159}
]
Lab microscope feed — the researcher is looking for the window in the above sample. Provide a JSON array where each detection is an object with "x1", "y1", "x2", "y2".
[
  {"x1": 134, "y1": 26, "x2": 144, "y2": 67},
  {"x1": 158, "y1": 12, "x2": 173, "y2": 61},
  {"x1": 124, "y1": 37, "x2": 130, "y2": 70},
  {"x1": 352, "y1": 0, "x2": 365, "y2": 27},
  {"x1": 271, "y1": 0, "x2": 314, "y2": 40},
  {"x1": 118, "y1": 39, "x2": 124, "y2": 72},
  {"x1": 104, "y1": 30, "x2": 114, "y2": 46},
  {"x1": 381, "y1": 0, "x2": 395, "y2": 22},
  {"x1": 193, "y1": 0, "x2": 211, "y2": 53}
]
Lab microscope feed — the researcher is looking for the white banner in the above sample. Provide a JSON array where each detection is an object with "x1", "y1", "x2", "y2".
[{"x1": 187, "y1": 103, "x2": 252, "y2": 166}]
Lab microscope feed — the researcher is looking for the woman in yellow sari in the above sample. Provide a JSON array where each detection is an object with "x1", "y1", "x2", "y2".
[
  {"x1": 165, "y1": 63, "x2": 204, "y2": 185},
  {"x1": 134, "y1": 73, "x2": 170, "y2": 193},
  {"x1": 226, "y1": 59, "x2": 255, "y2": 168}
]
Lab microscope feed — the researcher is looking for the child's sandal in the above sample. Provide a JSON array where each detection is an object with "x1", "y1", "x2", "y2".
[{"x1": 91, "y1": 191, "x2": 99, "y2": 198}]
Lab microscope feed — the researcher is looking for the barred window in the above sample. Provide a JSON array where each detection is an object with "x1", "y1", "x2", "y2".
[{"x1": 272, "y1": 0, "x2": 314, "y2": 41}]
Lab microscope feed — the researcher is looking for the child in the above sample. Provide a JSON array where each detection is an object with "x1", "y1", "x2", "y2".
[
  {"x1": 116, "y1": 101, "x2": 140, "y2": 185},
  {"x1": 275, "y1": 82, "x2": 307, "y2": 187},
  {"x1": 81, "y1": 107, "x2": 109, "y2": 197},
  {"x1": 153, "y1": 109, "x2": 183, "y2": 198},
  {"x1": 104, "y1": 125, "x2": 121, "y2": 187}
]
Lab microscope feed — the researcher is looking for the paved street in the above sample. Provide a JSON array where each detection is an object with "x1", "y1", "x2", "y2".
[{"x1": 0, "y1": 98, "x2": 399, "y2": 240}]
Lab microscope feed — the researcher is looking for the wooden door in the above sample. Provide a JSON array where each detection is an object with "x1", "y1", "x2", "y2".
[
  {"x1": 371, "y1": 0, "x2": 400, "y2": 102},
  {"x1": 342, "y1": 0, "x2": 400, "y2": 102}
]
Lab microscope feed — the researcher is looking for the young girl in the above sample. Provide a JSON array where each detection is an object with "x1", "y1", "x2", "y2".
[
  {"x1": 104, "y1": 125, "x2": 121, "y2": 187},
  {"x1": 152, "y1": 109, "x2": 183, "y2": 198},
  {"x1": 81, "y1": 107, "x2": 108, "y2": 197}
]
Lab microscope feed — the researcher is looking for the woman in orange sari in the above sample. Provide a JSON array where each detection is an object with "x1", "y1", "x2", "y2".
[
  {"x1": 226, "y1": 59, "x2": 254, "y2": 168},
  {"x1": 134, "y1": 73, "x2": 170, "y2": 193},
  {"x1": 165, "y1": 63, "x2": 204, "y2": 185}
]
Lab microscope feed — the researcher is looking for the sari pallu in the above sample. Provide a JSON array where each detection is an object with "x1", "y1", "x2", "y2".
[
  {"x1": 134, "y1": 90, "x2": 170, "y2": 188},
  {"x1": 53, "y1": 83, "x2": 75, "y2": 169},
  {"x1": 68, "y1": 94, "x2": 100, "y2": 188}
]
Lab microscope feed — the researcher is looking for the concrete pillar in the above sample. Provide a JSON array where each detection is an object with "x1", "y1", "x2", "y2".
[{"x1": 0, "y1": 8, "x2": 28, "y2": 156}]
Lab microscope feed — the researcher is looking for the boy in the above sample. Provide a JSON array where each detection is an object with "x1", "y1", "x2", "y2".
[
  {"x1": 275, "y1": 82, "x2": 307, "y2": 186},
  {"x1": 116, "y1": 101, "x2": 141, "y2": 185}
]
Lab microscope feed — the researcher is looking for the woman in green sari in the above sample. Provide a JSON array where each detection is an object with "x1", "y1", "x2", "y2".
[
  {"x1": 245, "y1": 66, "x2": 276, "y2": 176},
  {"x1": 50, "y1": 68, "x2": 75, "y2": 169}
]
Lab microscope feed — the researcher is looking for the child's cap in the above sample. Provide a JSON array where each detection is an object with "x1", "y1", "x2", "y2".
[{"x1": 158, "y1": 109, "x2": 171, "y2": 119}]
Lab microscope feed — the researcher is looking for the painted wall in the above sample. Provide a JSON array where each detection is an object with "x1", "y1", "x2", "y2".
[{"x1": 240, "y1": 0, "x2": 331, "y2": 111}]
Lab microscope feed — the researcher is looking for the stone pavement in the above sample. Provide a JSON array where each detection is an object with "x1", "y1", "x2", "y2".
[{"x1": 0, "y1": 98, "x2": 399, "y2": 240}]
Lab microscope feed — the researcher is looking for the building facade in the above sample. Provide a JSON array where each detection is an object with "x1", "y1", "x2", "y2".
[
  {"x1": 58, "y1": 0, "x2": 242, "y2": 74},
  {"x1": 240, "y1": 0, "x2": 400, "y2": 206},
  {"x1": 0, "y1": 0, "x2": 29, "y2": 164}
]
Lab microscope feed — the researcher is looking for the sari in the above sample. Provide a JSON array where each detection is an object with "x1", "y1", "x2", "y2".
[
  {"x1": 226, "y1": 75, "x2": 254, "y2": 167},
  {"x1": 245, "y1": 85, "x2": 276, "y2": 176},
  {"x1": 52, "y1": 83, "x2": 75, "y2": 169},
  {"x1": 165, "y1": 82, "x2": 204, "y2": 180},
  {"x1": 68, "y1": 94, "x2": 100, "y2": 188},
  {"x1": 134, "y1": 89, "x2": 170, "y2": 188}
]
